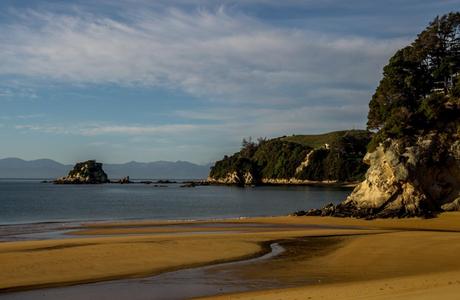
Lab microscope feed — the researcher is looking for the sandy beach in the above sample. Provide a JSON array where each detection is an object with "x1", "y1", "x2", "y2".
[{"x1": 1, "y1": 213, "x2": 460, "y2": 299}]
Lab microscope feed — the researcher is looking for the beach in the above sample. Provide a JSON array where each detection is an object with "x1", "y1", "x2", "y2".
[{"x1": 1, "y1": 213, "x2": 460, "y2": 299}]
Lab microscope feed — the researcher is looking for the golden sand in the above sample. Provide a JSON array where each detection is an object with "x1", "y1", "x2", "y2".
[
  {"x1": 1, "y1": 213, "x2": 460, "y2": 299},
  {"x1": 0, "y1": 226, "x2": 372, "y2": 291},
  {"x1": 205, "y1": 271, "x2": 460, "y2": 300}
]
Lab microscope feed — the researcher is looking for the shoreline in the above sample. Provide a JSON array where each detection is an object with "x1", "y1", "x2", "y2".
[
  {"x1": 2, "y1": 178, "x2": 357, "y2": 188},
  {"x1": 205, "y1": 180, "x2": 359, "y2": 188},
  {"x1": 1, "y1": 213, "x2": 460, "y2": 299}
]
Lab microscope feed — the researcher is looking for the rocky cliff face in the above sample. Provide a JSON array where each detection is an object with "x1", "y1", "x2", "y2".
[
  {"x1": 207, "y1": 171, "x2": 257, "y2": 186},
  {"x1": 207, "y1": 173, "x2": 347, "y2": 186},
  {"x1": 296, "y1": 13, "x2": 460, "y2": 218},
  {"x1": 300, "y1": 128, "x2": 460, "y2": 218},
  {"x1": 54, "y1": 160, "x2": 109, "y2": 184},
  {"x1": 341, "y1": 131, "x2": 459, "y2": 217}
]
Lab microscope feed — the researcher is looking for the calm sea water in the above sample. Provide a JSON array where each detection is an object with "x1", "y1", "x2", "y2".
[{"x1": 0, "y1": 180, "x2": 352, "y2": 225}]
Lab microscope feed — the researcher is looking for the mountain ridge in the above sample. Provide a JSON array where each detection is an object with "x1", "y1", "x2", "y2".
[{"x1": 0, "y1": 157, "x2": 211, "y2": 179}]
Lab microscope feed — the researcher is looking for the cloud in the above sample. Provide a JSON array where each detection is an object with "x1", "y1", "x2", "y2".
[
  {"x1": 0, "y1": 86, "x2": 38, "y2": 100},
  {"x1": 0, "y1": 6, "x2": 408, "y2": 104},
  {"x1": 80, "y1": 124, "x2": 202, "y2": 136},
  {"x1": 13, "y1": 122, "x2": 207, "y2": 136},
  {"x1": 0, "y1": 114, "x2": 45, "y2": 120},
  {"x1": 14, "y1": 124, "x2": 72, "y2": 134},
  {"x1": 13, "y1": 101, "x2": 367, "y2": 141}
]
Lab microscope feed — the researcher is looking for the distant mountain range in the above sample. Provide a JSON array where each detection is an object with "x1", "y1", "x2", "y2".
[{"x1": 0, "y1": 158, "x2": 212, "y2": 179}]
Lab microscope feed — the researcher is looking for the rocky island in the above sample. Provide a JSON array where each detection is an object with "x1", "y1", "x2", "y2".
[
  {"x1": 298, "y1": 13, "x2": 460, "y2": 218},
  {"x1": 54, "y1": 160, "x2": 109, "y2": 184}
]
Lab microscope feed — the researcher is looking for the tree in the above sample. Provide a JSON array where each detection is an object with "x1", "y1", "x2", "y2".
[
  {"x1": 367, "y1": 12, "x2": 460, "y2": 139},
  {"x1": 240, "y1": 137, "x2": 257, "y2": 158}
]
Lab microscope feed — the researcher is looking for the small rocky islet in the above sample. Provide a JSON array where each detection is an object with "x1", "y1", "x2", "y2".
[
  {"x1": 54, "y1": 160, "x2": 109, "y2": 184},
  {"x1": 53, "y1": 160, "x2": 204, "y2": 186}
]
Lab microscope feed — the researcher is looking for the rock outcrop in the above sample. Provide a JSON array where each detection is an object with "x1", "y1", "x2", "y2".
[
  {"x1": 295, "y1": 13, "x2": 460, "y2": 218},
  {"x1": 301, "y1": 129, "x2": 460, "y2": 218},
  {"x1": 112, "y1": 176, "x2": 131, "y2": 184},
  {"x1": 207, "y1": 171, "x2": 257, "y2": 186},
  {"x1": 54, "y1": 160, "x2": 109, "y2": 184}
]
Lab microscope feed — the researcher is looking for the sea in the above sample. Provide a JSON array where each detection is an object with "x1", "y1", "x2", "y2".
[{"x1": 0, "y1": 179, "x2": 352, "y2": 225}]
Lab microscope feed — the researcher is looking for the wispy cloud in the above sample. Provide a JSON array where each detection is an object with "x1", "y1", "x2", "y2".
[
  {"x1": 0, "y1": 114, "x2": 45, "y2": 120},
  {"x1": 13, "y1": 102, "x2": 367, "y2": 140},
  {"x1": 3, "y1": 0, "x2": 452, "y2": 163},
  {"x1": 0, "y1": 6, "x2": 407, "y2": 103},
  {"x1": 13, "y1": 122, "x2": 207, "y2": 136},
  {"x1": 14, "y1": 124, "x2": 72, "y2": 134},
  {"x1": 0, "y1": 86, "x2": 38, "y2": 100},
  {"x1": 80, "y1": 124, "x2": 202, "y2": 136}
]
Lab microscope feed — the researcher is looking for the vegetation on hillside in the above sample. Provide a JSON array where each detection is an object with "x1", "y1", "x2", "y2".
[
  {"x1": 279, "y1": 130, "x2": 361, "y2": 148},
  {"x1": 296, "y1": 130, "x2": 372, "y2": 181},
  {"x1": 367, "y1": 12, "x2": 460, "y2": 150},
  {"x1": 212, "y1": 13, "x2": 460, "y2": 185},
  {"x1": 209, "y1": 130, "x2": 372, "y2": 183}
]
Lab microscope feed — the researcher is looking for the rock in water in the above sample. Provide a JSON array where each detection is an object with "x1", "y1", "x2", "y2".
[
  {"x1": 54, "y1": 160, "x2": 109, "y2": 184},
  {"x1": 112, "y1": 176, "x2": 131, "y2": 184},
  {"x1": 207, "y1": 170, "x2": 257, "y2": 186}
]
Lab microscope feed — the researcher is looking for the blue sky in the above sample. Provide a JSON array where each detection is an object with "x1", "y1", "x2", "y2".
[{"x1": 0, "y1": 0, "x2": 459, "y2": 164}]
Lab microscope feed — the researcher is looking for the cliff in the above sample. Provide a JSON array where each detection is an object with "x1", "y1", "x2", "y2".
[
  {"x1": 297, "y1": 13, "x2": 460, "y2": 218},
  {"x1": 346, "y1": 128, "x2": 460, "y2": 216},
  {"x1": 329, "y1": 128, "x2": 458, "y2": 217},
  {"x1": 208, "y1": 130, "x2": 372, "y2": 186},
  {"x1": 54, "y1": 160, "x2": 109, "y2": 184}
]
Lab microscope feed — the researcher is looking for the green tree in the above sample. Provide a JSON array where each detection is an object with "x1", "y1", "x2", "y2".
[{"x1": 367, "y1": 12, "x2": 460, "y2": 140}]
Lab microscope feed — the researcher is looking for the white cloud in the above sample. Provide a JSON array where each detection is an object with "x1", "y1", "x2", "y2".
[{"x1": 0, "y1": 7, "x2": 408, "y2": 103}]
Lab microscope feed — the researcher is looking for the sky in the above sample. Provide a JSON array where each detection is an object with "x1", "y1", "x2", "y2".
[{"x1": 0, "y1": 0, "x2": 459, "y2": 164}]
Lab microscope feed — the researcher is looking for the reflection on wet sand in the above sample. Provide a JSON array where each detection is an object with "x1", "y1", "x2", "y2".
[{"x1": 0, "y1": 236, "x2": 347, "y2": 300}]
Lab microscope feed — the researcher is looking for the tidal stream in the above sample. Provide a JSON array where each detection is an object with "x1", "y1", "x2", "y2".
[{"x1": 0, "y1": 236, "x2": 346, "y2": 300}]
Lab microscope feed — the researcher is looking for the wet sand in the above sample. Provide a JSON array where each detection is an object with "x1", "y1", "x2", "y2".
[
  {"x1": 1, "y1": 213, "x2": 460, "y2": 299},
  {"x1": 0, "y1": 242, "x2": 286, "y2": 300},
  {"x1": 205, "y1": 230, "x2": 460, "y2": 300}
]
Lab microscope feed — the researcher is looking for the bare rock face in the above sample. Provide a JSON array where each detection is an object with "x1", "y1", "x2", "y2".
[
  {"x1": 54, "y1": 160, "x2": 109, "y2": 184},
  {"x1": 207, "y1": 171, "x2": 256, "y2": 186},
  {"x1": 325, "y1": 130, "x2": 460, "y2": 218},
  {"x1": 442, "y1": 198, "x2": 460, "y2": 211}
]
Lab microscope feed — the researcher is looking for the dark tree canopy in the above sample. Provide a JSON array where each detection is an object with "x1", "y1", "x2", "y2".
[
  {"x1": 367, "y1": 12, "x2": 460, "y2": 145},
  {"x1": 210, "y1": 130, "x2": 372, "y2": 183}
]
